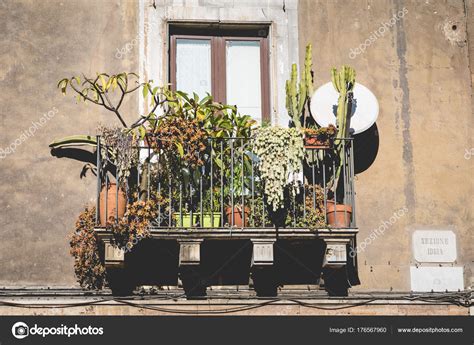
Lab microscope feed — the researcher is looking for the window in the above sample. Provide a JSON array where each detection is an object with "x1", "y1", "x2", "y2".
[{"x1": 170, "y1": 25, "x2": 270, "y2": 123}]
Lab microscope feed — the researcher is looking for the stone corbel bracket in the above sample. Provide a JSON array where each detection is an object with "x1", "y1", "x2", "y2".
[
  {"x1": 323, "y1": 238, "x2": 350, "y2": 268},
  {"x1": 103, "y1": 240, "x2": 125, "y2": 269},
  {"x1": 251, "y1": 239, "x2": 276, "y2": 266},
  {"x1": 178, "y1": 239, "x2": 206, "y2": 297},
  {"x1": 178, "y1": 239, "x2": 203, "y2": 266}
]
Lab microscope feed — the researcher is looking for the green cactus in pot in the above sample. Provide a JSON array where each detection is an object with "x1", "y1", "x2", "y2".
[{"x1": 329, "y1": 65, "x2": 356, "y2": 193}]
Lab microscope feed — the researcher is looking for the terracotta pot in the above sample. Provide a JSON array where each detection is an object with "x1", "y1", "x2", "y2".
[
  {"x1": 225, "y1": 206, "x2": 250, "y2": 227},
  {"x1": 326, "y1": 202, "x2": 352, "y2": 228},
  {"x1": 99, "y1": 183, "x2": 126, "y2": 226},
  {"x1": 304, "y1": 136, "x2": 332, "y2": 149}
]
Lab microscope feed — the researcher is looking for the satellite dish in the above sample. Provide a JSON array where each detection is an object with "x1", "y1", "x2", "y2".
[{"x1": 310, "y1": 82, "x2": 379, "y2": 135}]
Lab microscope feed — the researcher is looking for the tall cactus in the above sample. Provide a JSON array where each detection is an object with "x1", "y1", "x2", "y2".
[
  {"x1": 302, "y1": 43, "x2": 313, "y2": 102},
  {"x1": 331, "y1": 65, "x2": 355, "y2": 140},
  {"x1": 286, "y1": 44, "x2": 314, "y2": 129},
  {"x1": 286, "y1": 64, "x2": 299, "y2": 128},
  {"x1": 330, "y1": 65, "x2": 356, "y2": 194}
]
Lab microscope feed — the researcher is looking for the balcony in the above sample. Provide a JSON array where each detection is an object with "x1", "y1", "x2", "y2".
[{"x1": 93, "y1": 136, "x2": 359, "y2": 297}]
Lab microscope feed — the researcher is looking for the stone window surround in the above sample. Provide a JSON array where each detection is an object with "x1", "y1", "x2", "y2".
[{"x1": 138, "y1": 0, "x2": 299, "y2": 125}]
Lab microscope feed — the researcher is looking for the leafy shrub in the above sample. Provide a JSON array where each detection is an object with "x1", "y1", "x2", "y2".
[
  {"x1": 106, "y1": 192, "x2": 167, "y2": 250},
  {"x1": 149, "y1": 116, "x2": 208, "y2": 169},
  {"x1": 70, "y1": 206, "x2": 106, "y2": 290}
]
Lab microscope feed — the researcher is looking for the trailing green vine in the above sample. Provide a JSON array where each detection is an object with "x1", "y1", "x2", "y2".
[{"x1": 254, "y1": 126, "x2": 304, "y2": 211}]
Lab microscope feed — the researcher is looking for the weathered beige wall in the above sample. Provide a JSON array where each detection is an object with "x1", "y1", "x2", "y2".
[
  {"x1": 299, "y1": 0, "x2": 473, "y2": 290},
  {"x1": 0, "y1": 0, "x2": 138, "y2": 286},
  {"x1": 0, "y1": 0, "x2": 472, "y2": 292}
]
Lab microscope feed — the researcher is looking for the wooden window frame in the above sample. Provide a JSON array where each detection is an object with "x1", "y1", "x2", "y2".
[{"x1": 169, "y1": 26, "x2": 270, "y2": 122}]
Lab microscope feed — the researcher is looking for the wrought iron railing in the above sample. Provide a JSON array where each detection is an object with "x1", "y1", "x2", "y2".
[{"x1": 95, "y1": 136, "x2": 356, "y2": 229}]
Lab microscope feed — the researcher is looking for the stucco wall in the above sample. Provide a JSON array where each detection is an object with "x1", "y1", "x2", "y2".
[
  {"x1": 299, "y1": 0, "x2": 473, "y2": 290},
  {"x1": 0, "y1": 0, "x2": 138, "y2": 286}
]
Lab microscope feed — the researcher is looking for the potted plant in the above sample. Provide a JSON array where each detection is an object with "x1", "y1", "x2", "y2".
[
  {"x1": 224, "y1": 205, "x2": 249, "y2": 227},
  {"x1": 52, "y1": 73, "x2": 173, "y2": 179},
  {"x1": 53, "y1": 72, "x2": 261, "y2": 233},
  {"x1": 200, "y1": 103, "x2": 256, "y2": 228},
  {"x1": 200, "y1": 213, "x2": 222, "y2": 228},
  {"x1": 253, "y1": 126, "x2": 305, "y2": 213},
  {"x1": 173, "y1": 203, "x2": 221, "y2": 228},
  {"x1": 150, "y1": 113, "x2": 209, "y2": 228},
  {"x1": 99, "y1": 182, "x2": 126, "y2": 226},
  {"x1": 97, "y1": 125, "x2": 139, "y2": 225},
  {"x1": 286, "y1": 44, "x2": 313, "y2": 130},
  {"x1": 325, "y1": 65, "x2": 356, "y2": 228},
  {"x1": 51, "y1": 73, "x2": 169, "y2": 225},
  {"x1": 303, "y1": 124, "x2": 337, "y2": 149},
  {"x1": 107, "y1": 192, "x2": 165, "y2": 249},
  {"x1": 217, "y1": 151, "x2": 251, "y2": 228},
  {"x1": 287, "y1": 184, "x2": 326, "y2": 229},
  {"x1": 326, "y1": 201, "x2": 352, "y2": 228},
  {"x1": 200, "y1": 188, "x2": 222, "y2": 227},
  {"x1": 285, "y1": 43, "x2": 329, "y2": 173}
]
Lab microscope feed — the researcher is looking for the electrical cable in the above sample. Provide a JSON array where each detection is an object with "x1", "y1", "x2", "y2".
[{"x1": 0, "y1": 291, "x2": 470, "y2": 314}]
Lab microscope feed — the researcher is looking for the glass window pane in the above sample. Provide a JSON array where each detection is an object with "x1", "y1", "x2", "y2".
[
  {"x1": 176, "y1": 39, "x2": 211, "y2": 98},
  {"x1": 226, "y1": 40, "x2": 262, "y2": 122}
]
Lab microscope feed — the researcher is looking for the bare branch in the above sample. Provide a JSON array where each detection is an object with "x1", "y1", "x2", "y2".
[
  {"x1": 130, "y1": 98, "x2": 167, "y2": 129},
  {"x1": 81, "y1": 75, "x2": 128, "y2": 128},
  {"x1": 68, "y1": 81, "x2": 104, "y2": 106},
  {"x1": 116, "y1": 83, "x2": 126, "y2": 110},
  {"x1": 125, "y1": 82, "x2": 146, "y2": 94}
]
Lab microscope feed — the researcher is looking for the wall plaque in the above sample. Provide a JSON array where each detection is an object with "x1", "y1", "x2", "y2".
[
  {"x1": 410, "y1": 266, "x2": 464, "y2": 292},
  {"x1": 412, "y1": 230, "x2": 456, "y2": 263}
]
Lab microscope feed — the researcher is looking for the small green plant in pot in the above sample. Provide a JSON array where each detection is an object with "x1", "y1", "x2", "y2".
[
  {"x1": 203, "y1": 106, "x2": 256, "y2": 228},
  {"x1": 200, "y1": 212, "x2": 222, "y2": 228},
  {"x1": 173, "y1": 201, "x2": 221, "y2": 228},
  {"x1": 201, "y1": 187, "x2": 222, "y2": 227},
  {"x1": 173, "y1": 202, "x2": 195, "y2": 228},
  {"x1": 224, "y1": 148, "x2": 254, "y2": 227},
  {"x1": 215, "y1": 160, "x2": 252, "y2": 228}
]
